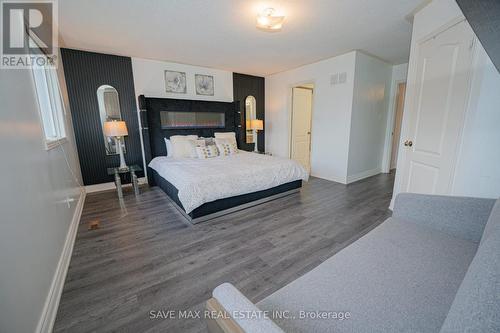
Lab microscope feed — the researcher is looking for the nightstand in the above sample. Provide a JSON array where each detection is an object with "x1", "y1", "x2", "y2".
[{"x1": 107, "y1": 164, "x2": 142, "y2": 199}]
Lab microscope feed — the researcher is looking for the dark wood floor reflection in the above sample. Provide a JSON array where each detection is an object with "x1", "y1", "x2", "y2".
[{"x1": 54, "y1": 173, "x2": 394, "y2": 333}]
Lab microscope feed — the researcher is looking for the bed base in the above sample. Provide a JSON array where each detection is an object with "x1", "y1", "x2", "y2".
[
  {"x1": 168, "y1": 187, "x2": 300, "y2": 224},
  {"x1": 152, "y1": 169, "x2": 302, "y2": 224}
]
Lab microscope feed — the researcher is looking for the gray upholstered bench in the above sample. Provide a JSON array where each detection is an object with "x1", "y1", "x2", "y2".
[{"x1": 207, "y1": 194, "x2": 500, "y2": 333}]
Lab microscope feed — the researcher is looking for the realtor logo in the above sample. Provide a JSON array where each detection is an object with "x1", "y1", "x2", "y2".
[{"x1": 1, "y1": 0, "x2": 58, "y2": 68}]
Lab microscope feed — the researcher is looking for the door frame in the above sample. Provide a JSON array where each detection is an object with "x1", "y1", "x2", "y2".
[
  {"x1": 382, "y1": 79, "x2": 407, "y2": 173},
  {"x1": 288, "y1": 81, "x2": 316, "y2": 163}
]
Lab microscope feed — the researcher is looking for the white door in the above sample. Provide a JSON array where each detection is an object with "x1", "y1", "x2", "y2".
[
  {"x1": 291, "y1": 87, "x2": 313, "y2": 171},
  {"x1": 399, "y1": 21, "x2": 474, "y2": 195}
]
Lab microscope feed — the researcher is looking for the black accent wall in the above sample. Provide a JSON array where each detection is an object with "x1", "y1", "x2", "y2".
[
  {"x1": 233, "y1": 73, "x2": 265, "y2": 152},
  {"x1": 61, "y1": 49, "x2": 144, "y2": 185}
]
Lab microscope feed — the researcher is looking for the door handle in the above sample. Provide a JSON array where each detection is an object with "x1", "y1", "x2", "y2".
[
  {"x1": 307, "y1": 132, "x2": 311, "y2": 135},
  {"x1": 404, "y1": 140, "x2": 413, "y2": 147}
]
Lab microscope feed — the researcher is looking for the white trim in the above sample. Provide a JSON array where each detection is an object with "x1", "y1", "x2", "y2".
[
  {"x1": 44, "y1": 137, "x2": 68, "y2": 151},
  {"x1": 36, "y1": 187, "x2": 86, "y2": 333},
  {"x1": 346, "y1": 168, "x2": 381, "y2": 184},
  {"x1": 85, "y1": 177, "x2": 147, "y2": 193},
  {"x1": 381, "y1": 79, "x2": 406, "y2": 173},
  {"x1": 311, "y1": 172, "x2": 346, "y2": 184},
  {"x1": 31, "y1": 58, "x2": 67, "y2": 148}
]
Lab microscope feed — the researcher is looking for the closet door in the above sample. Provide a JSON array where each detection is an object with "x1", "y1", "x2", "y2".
[{"x1": 399, "y1": 20, "x2": 475, "y2": 195}]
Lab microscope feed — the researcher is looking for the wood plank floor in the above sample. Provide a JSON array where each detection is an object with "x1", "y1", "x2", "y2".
[{"x1": 54, "y1": 173, "x2": 394, "y2": 333}]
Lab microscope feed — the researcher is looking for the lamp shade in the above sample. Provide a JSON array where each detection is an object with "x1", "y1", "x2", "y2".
[
  {"x1": 103, "y1": 121, "x2": 128, "y2": 137},
  {"x1": 249, "y1": 119, "x2": 263, "y2": 130}
]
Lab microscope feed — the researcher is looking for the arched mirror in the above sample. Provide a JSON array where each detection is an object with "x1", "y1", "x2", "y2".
[
  {"x1": 245, "y1": 95, "x2": 257, "y2": 143},
  {"x1": 97, "y1": 85, "x2": 125, "y2": 155}
]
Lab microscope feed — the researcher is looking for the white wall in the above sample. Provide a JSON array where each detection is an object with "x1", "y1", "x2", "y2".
[
  {"x1": 391, "y1": 0, "x2": 500, "y2": 207},
  {"x1": 381, "y1": 63, "x2": 408, "y2": 172},
  {"x1": 347, "y1": 52, "x2": 393, "y2": 182},
  {"x1": 265, "y1": 52, "x2": 357, "y2": 183},
  {"x1": 131, "y1": 57, "x2": 233, "y2": 102},
  {"x1": 0, "y1": 47, "x2": 84, "y2": 332}
]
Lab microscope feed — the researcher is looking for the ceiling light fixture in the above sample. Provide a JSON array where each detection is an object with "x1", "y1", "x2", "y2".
[{"x1": 256, "y1": 8, "x2": 285, "y2": 32}]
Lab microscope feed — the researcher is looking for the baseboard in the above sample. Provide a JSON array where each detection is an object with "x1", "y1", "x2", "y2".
[
  {"x1": 35, "y1": 187, "x2": 86, "y2": 333},
  {"x1": 310, "y1": 172, "x2": 347, "y2": 184},
  {"x1": 85, "y1": 177, "x2": 146, "y2": 193},
  {"x1": 346, "y1": 168, "x2": 381, "y2": 184},
  {"x1": 389, "y1": 196, "x2": 396, "y2": 211}
]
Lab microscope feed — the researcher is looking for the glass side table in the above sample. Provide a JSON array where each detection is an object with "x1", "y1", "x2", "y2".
[{"x1": 107, "y1": 165, "x2": 142, "y2": 199}]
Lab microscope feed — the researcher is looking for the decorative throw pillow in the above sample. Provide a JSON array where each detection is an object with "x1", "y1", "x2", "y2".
[
  {"x1": 192, "y1": 139, "x2": 206, "y2": 146},
  {"x1": 199, "y1": 137, "x2": 216, "y2": 146},
  {"x1": 214, "y1": 132, "x2": 237, "y2": 147},
  {"x1": 215, "y1": 138, "x2": 238, "y2": 156},
  {"x1": 189, "y1": 139, "x2": 206, "y2": 158},
  {"x1": 170, "y1": 135, "x2": 199, "y2": 158},
  {"x1": 195, "y1": 145, "x2": 219, "y2": 159},
  {"x1": 216, "y1": 140, "x2": 238, "y2": 156}
]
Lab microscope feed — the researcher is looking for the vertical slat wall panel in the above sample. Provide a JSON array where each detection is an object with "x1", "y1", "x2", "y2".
[
  {"x1": 232, "y1": 73, "x2": 265, "y2": 152},
  {"x1": 61, "y1": 49, "x2": 143, "y2": 185}
]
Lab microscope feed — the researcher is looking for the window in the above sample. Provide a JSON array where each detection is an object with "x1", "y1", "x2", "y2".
[{"x1": 32, "y1": 54, "x2": 66, "y2": 149}]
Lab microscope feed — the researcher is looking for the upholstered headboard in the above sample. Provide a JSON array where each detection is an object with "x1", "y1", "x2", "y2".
[{"x1": 138, "y1": 95, "x2": 239, "y2": 184}]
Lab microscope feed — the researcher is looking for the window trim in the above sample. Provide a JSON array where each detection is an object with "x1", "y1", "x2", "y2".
[
  {"x1": 30, "y1": 38, "x2": 67, "y2": 151},
  {"x1": 44, "y1": 137, "x2": 68, "y2": 150}
]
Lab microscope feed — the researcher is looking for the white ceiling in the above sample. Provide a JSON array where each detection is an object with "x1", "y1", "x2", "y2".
[{"x1": 58, "y1": 0, "x2": 422, "y2": 76}]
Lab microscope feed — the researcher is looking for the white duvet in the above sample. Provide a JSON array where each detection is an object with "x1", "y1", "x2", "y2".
[{"x1": 149, "y1": 151, "x2": 309, "y2": 213}]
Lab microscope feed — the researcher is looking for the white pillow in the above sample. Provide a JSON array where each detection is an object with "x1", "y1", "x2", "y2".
[
  {"x1": 170, "y1": 135, "x2": 198, "y2": 140},
  {"x1": 170, "y1": 135, "x2": 199, "y2": 158},
  {"x1": 195, "y1": 145, "x2": 219, "y2": 159},
  {"x1": 214, "y1": 132, "x2": 237, "y2": 147},
  {"x1": 214, "y1": 132, "x2": 236, "y2": 139},
  {"x1": 164, "y1": 138, "x2": 173, "y2": 157}
]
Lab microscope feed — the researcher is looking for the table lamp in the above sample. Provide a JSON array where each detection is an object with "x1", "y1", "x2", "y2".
[
  {"x1": 249, "y1": 119, "x2": 264, "y2": 153},
  {"x1": 104, "y1": 120, "x2": 128, "y2": 170}
]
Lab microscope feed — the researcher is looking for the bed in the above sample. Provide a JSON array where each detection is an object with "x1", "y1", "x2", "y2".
[{"x1": 139, "y1": 95, "x2": 308, "y2": 223}]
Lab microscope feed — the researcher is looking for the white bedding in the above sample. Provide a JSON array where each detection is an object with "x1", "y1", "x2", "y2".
[{"x1": 149, "y1": 151, "x2": 309, "y2": 213}]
